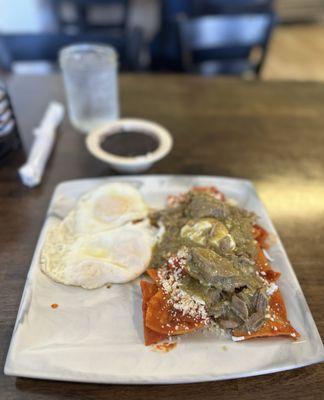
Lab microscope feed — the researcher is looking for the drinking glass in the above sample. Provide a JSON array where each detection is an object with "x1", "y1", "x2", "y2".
[{"x1": 60, "y1": 44, "x2": 119, "y2": 133}]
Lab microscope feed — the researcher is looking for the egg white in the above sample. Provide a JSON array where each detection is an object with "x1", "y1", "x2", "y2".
[
  {"x1": 40, "y1": 182, "x2": 156, "y2": 288},
  {"x1": 72, "y1": 183, "x2": 149, "y2": 235},
  {"x1": 41, "y1": 223, "x2": 155, "y2": 289}
]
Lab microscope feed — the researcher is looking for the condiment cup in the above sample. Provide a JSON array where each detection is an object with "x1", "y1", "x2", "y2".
[{"x1": 86, "y1": 118, "x2": 173, "y2": 173}]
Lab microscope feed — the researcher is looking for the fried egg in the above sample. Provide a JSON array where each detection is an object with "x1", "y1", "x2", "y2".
[
  {"x1": 41, "y1": 223, "x2": 155, "y2": 289},
  {"x1": 40, "y1": 182, "x2": 155, "y2": 288},
  {"x1": 72, "y1": 182, "x2": 149, "y2": 235}
]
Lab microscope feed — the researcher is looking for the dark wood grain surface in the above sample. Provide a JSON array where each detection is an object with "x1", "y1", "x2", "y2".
[{"x1": 1, "y1": 74, "x2": 324, "y2": 400}]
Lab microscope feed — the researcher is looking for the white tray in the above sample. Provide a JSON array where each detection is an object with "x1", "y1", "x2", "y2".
[{"x1": 4, "y1": 175, "x2": 324, "y2": 384}]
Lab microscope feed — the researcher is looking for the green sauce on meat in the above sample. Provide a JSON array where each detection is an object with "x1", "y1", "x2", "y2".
[{"x1": 149, "y1": 190, "x2": 270, "y2": 334}]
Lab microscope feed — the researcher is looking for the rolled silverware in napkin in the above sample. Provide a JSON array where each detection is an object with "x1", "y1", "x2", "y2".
[{"x1": 19, "y1": 102, "x2": 65, "y2": 187}]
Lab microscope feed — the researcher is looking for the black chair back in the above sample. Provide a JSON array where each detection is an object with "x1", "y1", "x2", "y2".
[
  {"x1": 190, "y1": 0, "x2": 274, "y2": 15},
  {"x1": 150, "y1": 0, "x2": 190, "y2": 71},
  {"x1": 178, "y1": 13, "x2": 276, "y2": 76},
  {"x1": 0, "y1": 31, "x2": 143, "y2": 72},
  {"x1": 54, "y1": 0, "x2": 130, "y2": 33}
]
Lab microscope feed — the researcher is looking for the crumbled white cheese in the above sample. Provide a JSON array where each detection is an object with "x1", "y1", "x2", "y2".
[
  {"x1": 192, "y1": 295, "x2": 206, "y2": 305},
  {"x1": 266, "y1": 282, "x2": 278, "y2": 296},
  {"x1": 158, "y1": 259, "x2": 208, "y2": 323},
  {"x1": 176, "y1": 247, "x2": 189, "y2": 260},
  {"x1": 231, "y1": 336, "x2": 245, "y2": 342}
]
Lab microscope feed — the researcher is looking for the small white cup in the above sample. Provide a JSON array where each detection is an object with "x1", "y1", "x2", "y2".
[{"x1": 86, "y1": 118, "x2": 173, "y2": 173}]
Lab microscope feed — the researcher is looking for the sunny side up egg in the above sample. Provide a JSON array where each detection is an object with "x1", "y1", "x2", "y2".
[
  {"x1": 41, "y1": 223, "x2": 155, "y2": 289},
  {"x1": 72, "y1": 182, "x2": 149, "y2": 235},
  {"x1": 40, "y1": 183, "x2": 156, "y2": 289}
]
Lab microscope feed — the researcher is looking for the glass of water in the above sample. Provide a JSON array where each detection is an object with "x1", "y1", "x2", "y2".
[{"x1": 60, "y1": 44, "x2": 119, "y2": 133}]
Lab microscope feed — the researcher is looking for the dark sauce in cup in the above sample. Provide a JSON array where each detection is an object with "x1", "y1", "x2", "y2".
[{"x1": 100, "y1": 131, "x2": 159, "y2": 157}]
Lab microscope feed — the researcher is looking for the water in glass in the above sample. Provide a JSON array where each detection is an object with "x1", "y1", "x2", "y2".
[{"x1": 60, "y1": 44, "x2": 119, "y2": 133}]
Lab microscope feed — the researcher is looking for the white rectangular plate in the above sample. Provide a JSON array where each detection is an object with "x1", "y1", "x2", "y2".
[{"x1": 5, "y1": 175, "x2": 324, "y2": 384}]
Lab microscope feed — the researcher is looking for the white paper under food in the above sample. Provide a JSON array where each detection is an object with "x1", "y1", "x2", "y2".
[{"x1": 5, "y1": 176, "x2": 324, "y2": 383}]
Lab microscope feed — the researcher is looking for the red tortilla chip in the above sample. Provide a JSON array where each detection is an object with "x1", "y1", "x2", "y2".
[
  {"x1": 145, "y1": 288, "x2": 205, "y2": 336},
  {"x1": 140, "y1": 280, "x2": 168, "y2": 346},
  {"x1": 146, "y1": 268, "x2": 159, "y2": 283},
  {"x1": 255, "y1": 246, "x2": 281, "y2": 282},
  {"x1": 253, "y1": 224, "x2": 270, "y2": 249}
]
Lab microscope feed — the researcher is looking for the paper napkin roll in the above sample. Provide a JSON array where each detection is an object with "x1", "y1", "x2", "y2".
[{"x1": 19, "y1": 102, "x2": 65, "y2": 188}]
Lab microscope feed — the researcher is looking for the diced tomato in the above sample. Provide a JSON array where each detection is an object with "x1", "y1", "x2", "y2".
[
  {"x1": 192, "y1": 186, "x2": 226, "y2": 201},
  {"x1": 167, "y1": 185, "x2": 226, "y2": 208},
  {"x1": 167, "y1": 193, "x2": 186, "y2": 208}
]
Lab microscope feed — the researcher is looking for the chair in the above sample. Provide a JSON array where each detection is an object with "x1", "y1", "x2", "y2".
[
  {"x1": 0, "y1": 30, "x2": 143, "y2": 72},
  {"x1": 52, "y1": 0, "x2": 130, "y2": 33},
  {"x1": 190, "y1": 0, "x2": 274, "y2": 15},
  {"x1": 177, "y1": 13, "x2": 276, "y2": 76},
  {"x1": 150, "y1": 0, "x2": 190, "y2": 71}
]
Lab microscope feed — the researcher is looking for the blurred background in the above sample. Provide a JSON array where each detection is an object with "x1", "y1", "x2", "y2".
[{"x1": 0, "y1": 0, "x2": 324, "y2": 80}]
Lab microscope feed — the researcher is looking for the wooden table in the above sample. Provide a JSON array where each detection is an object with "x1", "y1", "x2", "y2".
[{"x1": 1, "y1": 74, "x2": 324, "y2": 399}]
